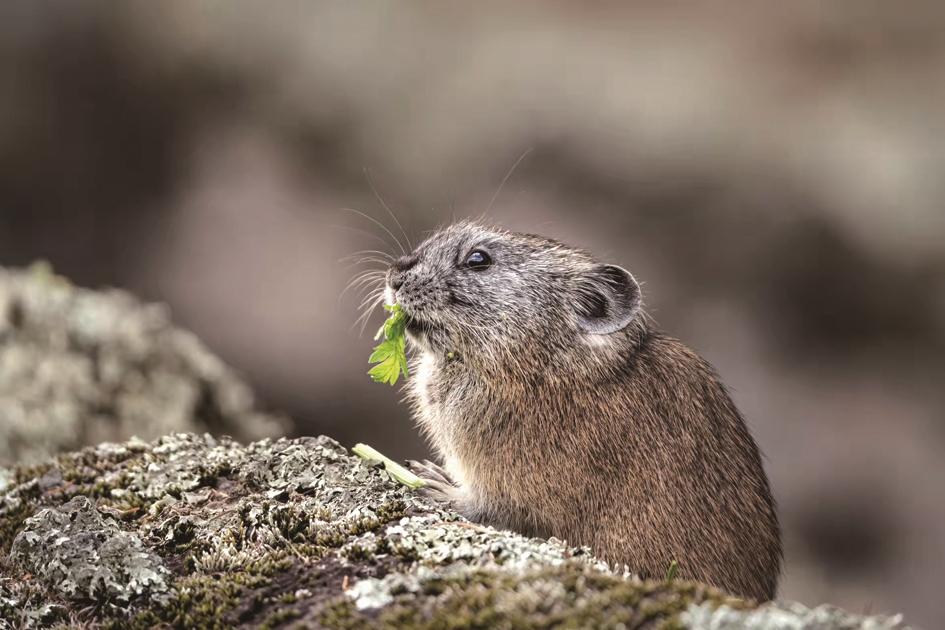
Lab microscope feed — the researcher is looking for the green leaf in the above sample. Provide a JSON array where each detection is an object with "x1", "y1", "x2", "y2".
[
  {"x1": 368, "y1": 343, "x2": 394, "y2": 364},
  {"x1": 368, "y1": 305, "x2": 409, "y2": 386},
  {"x1": 368, "y1": 353, "x2": 401, "y2": 385}
]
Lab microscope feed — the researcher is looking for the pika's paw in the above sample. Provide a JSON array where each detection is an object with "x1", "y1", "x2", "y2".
[
  {"x1": 407, "y1": 459, "x2": 464, "y2": 506},
  {"x1": 408, "y1": 459, "x2": 456, "y2": 487}
]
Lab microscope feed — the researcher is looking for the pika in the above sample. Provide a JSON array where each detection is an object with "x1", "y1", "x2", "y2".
[{"x1": 387, "y1": 221, "x2": 781, "y2": 601}]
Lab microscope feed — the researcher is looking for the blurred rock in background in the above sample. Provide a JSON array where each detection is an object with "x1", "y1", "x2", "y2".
[
  {"x1": 0, "y1": 263, "x2": 286, "y2": 466},
  {"x1": 1, "y1": 2, "x2": 943, "y2": 626}
]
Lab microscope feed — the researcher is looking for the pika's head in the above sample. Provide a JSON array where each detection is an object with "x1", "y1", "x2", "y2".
[{"x1": 386, "y1": 221, "x2": 642, "y2": 370}]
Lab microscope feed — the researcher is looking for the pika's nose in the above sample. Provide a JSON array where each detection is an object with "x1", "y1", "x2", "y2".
[{"x1": 390, "y1": 253, "x2": 418, "y2": 291}]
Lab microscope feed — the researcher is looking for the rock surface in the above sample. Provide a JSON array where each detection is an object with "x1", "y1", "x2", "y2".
[
  {"x1": 0, "y1": 267, "x2": 912, "y2": 628},
  {"x1": 0, "y1": 433, "x2": 910, "y2": 629},
  {"x1": 0, "y1": 264, "x2": 286, "y2": 466}
]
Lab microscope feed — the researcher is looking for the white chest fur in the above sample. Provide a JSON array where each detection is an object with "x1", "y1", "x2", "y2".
[{"x1": 411, "y1": 351, "x2": 470, "y2": 487}]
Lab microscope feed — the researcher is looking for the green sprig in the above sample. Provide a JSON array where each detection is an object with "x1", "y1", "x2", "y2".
[
  {"x1": 352, "y1": 443, "x2": 426, "y2": 488},
  {"x1": 368, "y1": 304, "x2": 409, "y2": 385},
  {"x1": 664, "y1": 559, "x2": 679, "y2": 581}
]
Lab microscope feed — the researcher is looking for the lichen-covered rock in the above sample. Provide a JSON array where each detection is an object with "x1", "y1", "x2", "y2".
[
  {"x1": 682, "y1": 601, "x2": 906, "y2": 630},
  {"x1": 0, "y1": 433, "x2": 910, "y2": 629},
  {"x1": 10, "y1": 496, "x2": 170, "y2": 607},
  {"x1": 0, "y1": 263, "x2": 287, "y2": 466}
]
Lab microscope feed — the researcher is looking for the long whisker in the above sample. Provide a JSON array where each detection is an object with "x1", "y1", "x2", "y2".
[
  {"x1": 341, "y1": 269, "x2": 386, "y2": 295},
  {"x1": 354, "y1": 290, "x2": 386, "y2": 336},
  {"x1": 353, "y1": 289, "x2": 380, "y2": 319},
  {"x1": 341, "y1": 207, "x2": 406, "y2": 255},
  {"x1": 485, "y1": 147, "x2": 533, "y2": 215},
  {"x1": 340, "y1": 271, "x2": 386, "y2": 303},
  {"x1": 345, "y1": 266, "x2": 387, "y2": 282},
  {"x1": 338, "y1": 285, "x2": 378, "y2": 313},
  {"x1": 327, "y1": 224, "x2": 396, "y2": 253},
  {"x1": 357, "y1": 288, "x2": 385, "y2": 313},
  {"x1": 348, "y1": 273, "x2": 386, "y2": 294},
  {"x1": 365, "y1": 168, "x2": 412, "y2": 251},
  {"x1": 340, "y1": 256, "x2": 393, "y2": 269},
  {"x1": 339, "y1": 249, "x2": 395, "y2": 263}
]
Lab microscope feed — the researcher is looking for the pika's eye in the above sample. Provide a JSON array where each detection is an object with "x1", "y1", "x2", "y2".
[{"x1": 465, "y1": 250, "x2": 492, "y2": 270}]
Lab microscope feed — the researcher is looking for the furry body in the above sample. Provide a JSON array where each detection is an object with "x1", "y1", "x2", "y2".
[{"x1": 386, "y1": 221, "x2": 781, "y2": 601}]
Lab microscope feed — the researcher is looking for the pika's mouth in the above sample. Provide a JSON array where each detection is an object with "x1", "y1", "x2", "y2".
[
  {"x1": 406, "y1": 316, "x2": 439, "y2": 336},
  {"x1": 400, "y1": 311, "x2": 447, "y2": 351}
]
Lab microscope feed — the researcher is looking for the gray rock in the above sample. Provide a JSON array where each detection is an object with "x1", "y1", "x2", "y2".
[
  {"x1": 0, "y1": 263, "x2": 287, "y2": 466},
  {"x1": 683, "y1": 601, "x2": 908, "y2": 630},
  {"x1": 0, "y1": 433, "x2": 912, "y2": 629}
]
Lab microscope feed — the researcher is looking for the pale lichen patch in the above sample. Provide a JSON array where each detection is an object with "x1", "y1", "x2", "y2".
[
  {"x1": 682, "y1": 601, "x2": 909, "y2": 630},
  {"x1": 10, "y1": 496, "x2": 171, "y2": 607}
]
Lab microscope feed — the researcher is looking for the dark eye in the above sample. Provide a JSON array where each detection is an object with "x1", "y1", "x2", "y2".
[{"x1": 465, "y1": 250, "x2": 492, "y2": 270}]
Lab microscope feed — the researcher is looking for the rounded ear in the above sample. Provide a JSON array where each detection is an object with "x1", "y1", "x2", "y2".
[{"x1": 574, "y1": 264, "x2": 641, "y2": 335}]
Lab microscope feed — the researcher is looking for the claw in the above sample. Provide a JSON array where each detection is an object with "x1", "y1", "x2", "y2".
[
  {"x1": 407, "y1": 459, "x2": 458, "y2": 487},
  {"x1": 407, "y1": 458, "x2": 463, "y2": 506}
]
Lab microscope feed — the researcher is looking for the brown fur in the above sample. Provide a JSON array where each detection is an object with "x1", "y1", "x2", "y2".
[{"x1": 387, "y1": 221, "x2": 781, "y2": 601}]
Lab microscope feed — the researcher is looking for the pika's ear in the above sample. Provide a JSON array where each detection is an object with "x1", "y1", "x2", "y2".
[{"x1": 574, "y1": 264, "x2": 641, "y2": 335}]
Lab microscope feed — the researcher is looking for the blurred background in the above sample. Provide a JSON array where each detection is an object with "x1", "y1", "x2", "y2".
[{"x1": 1, "y1": 1, "x2": 943, "y2": 625}]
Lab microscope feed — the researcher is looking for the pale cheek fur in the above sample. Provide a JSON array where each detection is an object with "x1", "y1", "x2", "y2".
[{"x1": 581, "y1": 333, "x2": 616, "y2": 349}]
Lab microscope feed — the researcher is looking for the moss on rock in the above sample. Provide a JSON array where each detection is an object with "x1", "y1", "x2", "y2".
[
  {"x1": 326, "y1": 562, "x2": 745, "y2": 629},
  {"x1": 0, "y1": 432, "x2": 912, "y2": 629},
  {"x1": 0, "y1": 566, "x2": 68, "y2": 628},
  {"x1": 0, "y1": 485, "x2": 39, "y2": 557}
]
